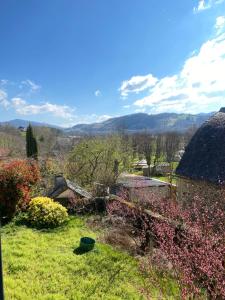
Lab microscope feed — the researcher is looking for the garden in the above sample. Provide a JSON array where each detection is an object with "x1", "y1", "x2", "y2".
[
  {"x1": 2, "y1": 217, "x2": 156, "y2": 300},
  {"x1": 0, "y1": 158, "x2": 224, "y2": 299},
  {"x1": 0, "y1": 159, "x2": 179, "y2": 299}
]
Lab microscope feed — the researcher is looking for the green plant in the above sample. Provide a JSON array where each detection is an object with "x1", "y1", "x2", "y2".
[
  {"x1": 28, "y1": 197, "x2": 68, "y2": 228},
  {"x1": 67, "y1": 135, "x2": 133, "y2": 188},
  {"x1": 26, "y1": 124, "x2": 38, "y2": 160},
  {"x1": 0, "y1": 159, "x2": 40, "y2": 220},
  {"x1": 1, "y1": 216, "x2": 179, "y2": 299}
]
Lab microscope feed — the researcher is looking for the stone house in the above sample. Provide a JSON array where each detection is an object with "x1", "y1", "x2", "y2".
[
  {"x1": 132, "y1": 159, "x2": 148, "y2": 170},
  {"x1": 133, "y1": 159, "x2": 171, "y2": 176},
  {"x1": 175, "y1": 107, "x2": 225, "y2": 206},
  {"x1": 18, "y1": 126, "x2": 26, "y2": 132},
  {"x1": 111, "y1": 174, "x2": 172, "y2": 200},
  {"x1": 48, "y1": 175, "x2": 92, "y2": 207},
  {"x1": 143, "y1": 162, "x2": 171, "y2": 176}
]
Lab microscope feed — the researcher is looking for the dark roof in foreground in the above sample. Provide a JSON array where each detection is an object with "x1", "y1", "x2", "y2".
[
  {"x1": 117, "y1": 174, "x2": 170, "y2": 188},
  {"x1": 176, "y1": 108, "x2": 225, "y2": 184},
  {"x1": 48, "y1": 175, "x2": 92, "y2": 199}
]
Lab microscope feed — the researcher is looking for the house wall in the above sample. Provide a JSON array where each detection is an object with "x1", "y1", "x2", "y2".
[
  {"x1": 123, "y1": 185, "x2": 171, "y2": 201},
  {"x1": 55, "y1": 189, "x2": 80, "y2": 207},
  {"x1": 136, "y1": 185, "x2": 171, "y2": 198},
  {"x1": 176, "y1": 177, "x2": 225, "y2": 206}
]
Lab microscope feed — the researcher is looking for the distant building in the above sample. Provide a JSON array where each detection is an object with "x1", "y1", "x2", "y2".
[
  {"x1": 143, "y1": 163, "x2": 171, "y2": 176},
  {"x1": 133, "y1": 159, "x2": 171, "y2": 176},
  {"x1": 176, "y1": 107, "x2": 225, "y2": 205},
  {"x1": 132, "y1": 159, "x2": 148, "y2": 170},
  {"x1": 18, "y1": 126, "x2": 26, "y2": 132},
  {"x1": 174, "y1": 149, "x2": 185, "y2": 162},
  {"x1": 111, "y1": 173, "x2": 171, "y2": 199},
  {"x1": 48, "y1": 175, "x2": 92, "y2": 206}
]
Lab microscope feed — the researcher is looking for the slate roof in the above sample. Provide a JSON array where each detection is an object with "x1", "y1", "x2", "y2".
[
  {"x1": 66, "y1": 179, "x2": 92, "y2": 199},
  {"x1": 176, "y1": 108, "x2": 225, "y2": 184},
  {"x1": 48, "y1": 175, "x2": 92, "y2": 199}
]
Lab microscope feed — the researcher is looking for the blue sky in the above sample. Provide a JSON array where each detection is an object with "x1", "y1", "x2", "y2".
[{"x1": 0, "y1": 0, "x2": 225, "y2": 127}]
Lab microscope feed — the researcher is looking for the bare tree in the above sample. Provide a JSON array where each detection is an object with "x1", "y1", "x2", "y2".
[
  {"x1": 164, "y1": 132, "x2": 180, "y2": 186},
  {"x1": 152, "y1": 134, "x2": 163, "y2": 174},
  {"x1": 136, "y1": 133, "x2": 154, "y2": 177}
]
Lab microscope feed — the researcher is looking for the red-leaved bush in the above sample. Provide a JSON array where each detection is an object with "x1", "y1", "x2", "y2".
[
  {"x1": 0, "y1": 159, "x2": 40, "y2": 220},
  {"x1": 107, "y1": 190, "x2": 225, "y2": 299}
]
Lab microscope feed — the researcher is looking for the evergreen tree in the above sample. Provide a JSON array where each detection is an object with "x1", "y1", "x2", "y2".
[{"x1": 26, "y1": 124, "x2": 38, "y2": 159}]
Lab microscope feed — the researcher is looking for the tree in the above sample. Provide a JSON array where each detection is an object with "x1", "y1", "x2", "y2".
[
  {"x1": 165, "y1": 132, "x2": 180, "y2": 164},
  {"x1": 139, "y1": 133, "x2": 154, "y2": 177},
  {"x1": 26, "y1": 124, "x2": 38, "y2": 159},
  {"x1": 152, "y1": 134, "x2": 163, "y2": 174},
  {"x1": 66, "y1": 135, "x2": 132, "y2": 188}
]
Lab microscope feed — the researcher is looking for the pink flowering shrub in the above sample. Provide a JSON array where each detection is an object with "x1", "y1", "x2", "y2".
[{"x1": 107, "y1": 191, "x2": 225, "y2": 299}]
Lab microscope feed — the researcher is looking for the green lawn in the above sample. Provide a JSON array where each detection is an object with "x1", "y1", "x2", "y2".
[
  {"x1": 152, "y1": 176, "x2": 177, "y2": 185},
  {"x1": 1, "y1": 216, "x2": 178, "y2": 299}
]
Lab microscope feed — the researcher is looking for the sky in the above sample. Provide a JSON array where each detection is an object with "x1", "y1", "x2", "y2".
[{"x1": 0, "y1": 0, "x2": 225, "y2": 127}]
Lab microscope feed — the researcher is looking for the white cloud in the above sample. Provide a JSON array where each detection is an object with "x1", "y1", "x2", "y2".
[
  {"x1": 59, "y1": 114, "x2": 112, "y2": 128},
  {"x1": 194, "y1": 0, "x2": 209, "y2": 12},
  {"x1": 11, "y1": 97, "x2": 26, "y2": 107},
  {"x1": 0, "y1": 78, "x2": 113, "y2": 127},
  {"x1": 135, "y1": 108, "x2": 146, "y2": 113},
  {"x1": 10, "y1": 96, "x2": 112, "y2": 126},
  {"x1": 123, "y1": 105, "x2": 131, "y2": 109},
  {"x1": 215, "y1": 16, "x2": 225, "y2": 34},
  {"x1": 21, "y1": 79, "x2": 41, "y2": 92},
  {"x1": 0, "y1": 89, "x2": 10, "y2": 108},
  {"x1": 119, "y1": 74, "x2": 158, "y2": 98},
  {"x1": 95, "y1": 114, "x2": 111, "y2": 122},
  {"x1": 0, "y1": 79, "x2": 8, "y2": 86},
  {"x1": 11, "y1": 97, "x2": 75, "y2": 119},
  {"x1": 193, "y1": 0, "x2": 224, "y2": 13},
  {"x1": 133, "y1": 28, "x2": 225, "y2": 114},
  {"x1": 95, "y1": 90, "x2": 101, "y2": 97}
]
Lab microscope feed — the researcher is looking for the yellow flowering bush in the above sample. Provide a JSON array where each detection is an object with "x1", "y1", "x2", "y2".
[{"x1": 28, "y1": 197, "x2": 68, "y2": 228}]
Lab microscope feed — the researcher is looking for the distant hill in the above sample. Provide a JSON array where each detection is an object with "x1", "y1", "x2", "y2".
[
  {"x1": 0, "y1": 119, "x2": 62, "y2": 129},
  {"x1": 65, "y1": 112, "x2": 214, "y2": 134},
  {"x1": 1, "y1": 112, "x2": 214, "y2": 134}
]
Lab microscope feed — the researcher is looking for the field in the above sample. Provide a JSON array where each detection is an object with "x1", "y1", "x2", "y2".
[{"x1": 1, "y1": 216, "x2": 178, "y2": 300}]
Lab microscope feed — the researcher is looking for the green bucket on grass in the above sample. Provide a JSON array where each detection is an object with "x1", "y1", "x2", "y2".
[{"x1": 79, "y1": 237, "x2": 95, "y2": 251}]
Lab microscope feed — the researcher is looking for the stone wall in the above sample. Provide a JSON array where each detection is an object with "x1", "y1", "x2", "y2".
[{"x1": 176, "y1": 177, "x2": 225, "y2": 206}]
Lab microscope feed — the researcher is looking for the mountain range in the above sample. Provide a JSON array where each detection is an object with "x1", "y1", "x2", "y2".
[
  {"x1": 0, "y1": 119, "x2": 61, "y2": 129},
  {"x1": 0, "y1": 112, "x2": 214, "y2": 134},
  {"x1": 65, "y1": 112, "x2": 213, "y2": 134}
]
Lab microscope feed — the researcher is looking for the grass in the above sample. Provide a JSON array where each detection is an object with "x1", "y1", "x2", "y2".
[
  {"x1": 1, "y1": 216, "x2": 179, "y2": 299},
  {"x1": 152, "y1": 176, "x2": 177, "y2": 185},
  {"x1": 0, "y1": 217, "x2": 158, "y2": 299},
  {"x1": 130, "y1": 170, "x2": 177, "y2": 185}
]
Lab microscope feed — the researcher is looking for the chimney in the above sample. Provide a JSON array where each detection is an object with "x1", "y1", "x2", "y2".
[{"x1": 54, "y1": 174, "x2": 67, "y2": 189}]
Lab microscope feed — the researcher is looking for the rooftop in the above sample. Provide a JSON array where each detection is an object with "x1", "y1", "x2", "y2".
[
  {"x1": 176, "y1": 108, "x2": 225, "y2": 184},
  {"x1": 117, "y1": 174, "x2": 170, "y2": 188},
  {"x1": 48, "y1": 175, "x2": 92, "y2": 199}
]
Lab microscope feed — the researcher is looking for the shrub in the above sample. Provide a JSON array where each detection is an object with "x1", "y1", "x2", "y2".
[
  {"x1": 0, "y1": 159, "x2": 40, "y2": 220},
  {"x1": 28, "y1": 197, "x2": 68, "y2": 228},
  {"x1": 67, "y1": 196, "x2": 106, "y2": 214},
  {"x1": 107, "y1": 193, "x2": 225, "y2": 299}
]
